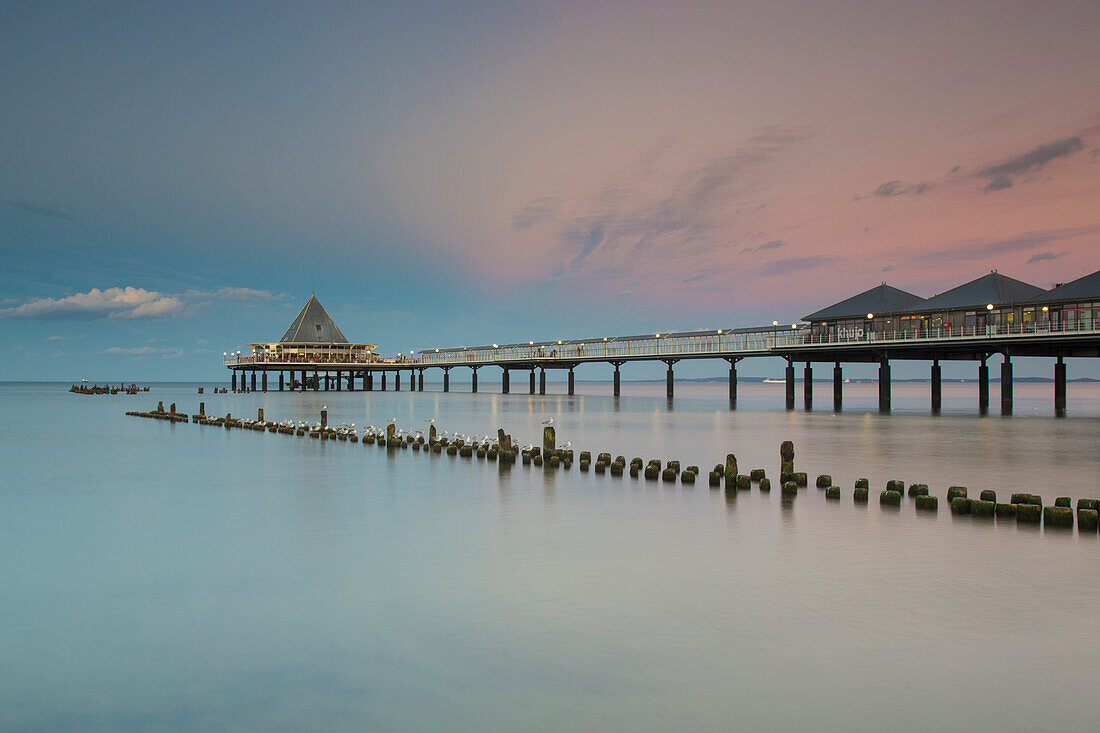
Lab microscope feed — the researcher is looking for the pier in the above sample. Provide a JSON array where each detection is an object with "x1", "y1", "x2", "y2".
[{"x1": 226, "y1": 271, "x2": 1100, "y2": 411}]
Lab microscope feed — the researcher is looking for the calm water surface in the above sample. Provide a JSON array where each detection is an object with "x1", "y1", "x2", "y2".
[{"x1": 2, "y1": 381, "x2": 1099, "y2": 732}]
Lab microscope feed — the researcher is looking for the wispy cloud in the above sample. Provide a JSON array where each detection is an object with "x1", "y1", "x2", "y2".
[
  {"x1": 755, "y1": 255, "x2": 836, "y2": 277},
  {"x1": 977, "y1": 136, "x2": 1085, "y2": 191},
  {"x1": 855, "y1": 132, "x2": 1090, "y2": 201},
  {"x1": 9, "y1": 201, "x2": 77, "y2": 223},
  {"x1": 1027, "y1": 250, "x2": 1067, "y2": 264},
  {"x1": 0, "y1": 287, "x2": 184, "y2": 320},
  {"x1": 512, "y1": 124, "x2": 813, "y2": 277},
  {"x1": 103, "y1": 346, "x2": 183, "y2": 359},
  {"x1": 47, "y1": 335, "x2": 66, "y2": 341},
  {"x1": 903, "y1": 227, "x2": 1097, "y2": 266},
  {"x1": 740, "y1": 239, "x2": 785, "y2": 254}
]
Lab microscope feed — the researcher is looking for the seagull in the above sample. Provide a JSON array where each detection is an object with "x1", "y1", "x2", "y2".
[
  {"x1": 541, "y1": 418, "x2": 553, "y2": 425},
  {"x1": 561, "y1": 442, "x2": 572, "y2": 449},
  {"x1": 426, "y1": 418, "x2": 435, "y2": 424}
]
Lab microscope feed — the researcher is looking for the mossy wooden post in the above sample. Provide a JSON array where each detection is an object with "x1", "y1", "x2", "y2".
[
  {"x1": 257, "y1": 408, "x2": 264, "y2": 422},
  {"x1": 385, "y1": 423, "x2": 396, "y2": 446},
  {"x1": 169, "y1": 403, "x2": 176, "y2": 416},
  {"x1": 724, "y1": 454, "x2": 738, "y2": 484},
  {"x1": 320, "y1": 409, "x2": 328, "y2": 429},
  {"x1": 780, "y1": 441, "x2": 794, "y2": 482},
  {"x1": 542, "y1": 426, "x2": 555, "y2": 454},
  {"x1": 157, "y1": 401, "x2": 165, "y2": 413},
  {"x1": 199, "y1": 402, "x2": 205, "y2": 417},
  {"x1": 429, "y1": 425, "x2": 437, "y2": 442}
]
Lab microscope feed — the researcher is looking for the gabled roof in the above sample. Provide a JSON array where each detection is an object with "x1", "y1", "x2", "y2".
[
  {"x1": 803, "y1": 283, "x2": 925, "y2": 321},
  {"x1": 1032, "y1": 270, "x2": 1100, "y2": 303},
  {"x1": 279, "y1": 295, "x2": 349, "y2": 343},
  {"x1": 910, "y1": 272, "x2": 1045, "y2": 312}
]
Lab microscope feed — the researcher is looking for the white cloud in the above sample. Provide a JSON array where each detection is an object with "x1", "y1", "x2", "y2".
[
  {"x1": 103, "y1": 346, "x2": 183, "y2": 359},
  {"x1": 0, "y1": 287, "x2": 184, "y2": 320}
]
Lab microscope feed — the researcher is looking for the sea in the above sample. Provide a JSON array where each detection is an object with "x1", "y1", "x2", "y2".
[{"x1": 2, "y1": 380, "x2": 1099, "y2": 732}]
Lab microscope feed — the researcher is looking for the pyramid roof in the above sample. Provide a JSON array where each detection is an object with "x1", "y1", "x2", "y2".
[
  {"x1": 803, "y1": 283, "x2": 925, "y2": 321},
  {"x1": 1031, "y1": 270, "x2": 1100, "y2": 303},
  {"x1": 910, "y1": 272, "x2": 1044, "y2": 312},
  {"x1": 279, "y1": 295, "x2": 349, "y2": 343}
]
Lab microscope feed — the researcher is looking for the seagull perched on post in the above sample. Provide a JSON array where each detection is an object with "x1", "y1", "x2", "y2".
[{"x1": 541, "y1": 418, "x2": 553, "y2": 425}]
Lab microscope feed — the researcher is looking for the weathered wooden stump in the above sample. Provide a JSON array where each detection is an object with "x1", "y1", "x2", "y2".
[
  {"x1": 1044, "y1": 506, "x2": 1074, "y2": 528},
  {"x1": 881, "y1": 490, "x2": 902, "y2": 506},
  {"x1": 946, "y1": 487, "x2": 967, "y2": 502},
  {"x1": 915, "y1": 495, "x2": 938, "y2": 511}
]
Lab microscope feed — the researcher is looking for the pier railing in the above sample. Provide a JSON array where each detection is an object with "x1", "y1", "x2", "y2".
[
  {"x1": 413, "y1": 320, "x2": 1100, "y2": 367},
  {"x1": 223, "y1": 319, "x2": 1099, "y2": 369}
]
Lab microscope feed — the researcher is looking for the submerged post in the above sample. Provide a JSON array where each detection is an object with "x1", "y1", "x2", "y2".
[
  {"x1": 1054, "y1": 357, "x2": 1066, "y2": 413},
  {"x1": 320, "y1": 409, "x2": 327, "y2": 429},
  {"x1": 803, "y1": 362, "x2": 813, "y2": 409},
  {"x1": 543, "y1": 425, "x2": 556, "y2": 454},
  {"x1": 833, "y1": 361, "x2": 842, "y2": 410},
  {"x1": 1001, "y1": 355, "x2": 1013, "y2": 414},
  {"x1": 978, "y1": 359, "x2": 989, "y2": 413},
  {"x1": 784, "y1": 361, "x2": 795, "y2": 409},
  {"x1": 878, "y1": 358, "x2": 891, "y2": 412},
  {"x1": 780, "y1": 440, "x2": 794, "y2": 481},
  {"x1": 931, "y1": 359, "x2": 942, "y2": 412}
]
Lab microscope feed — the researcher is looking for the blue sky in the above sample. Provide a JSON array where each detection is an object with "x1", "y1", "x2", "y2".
[{"x1": 3, "y1": 1, "x2": 1099, "y2": 381}]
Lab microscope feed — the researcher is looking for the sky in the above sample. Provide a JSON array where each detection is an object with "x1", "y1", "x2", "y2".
[{"x1": 2, "y1": 0, "x2": 1099, "y2": 382}]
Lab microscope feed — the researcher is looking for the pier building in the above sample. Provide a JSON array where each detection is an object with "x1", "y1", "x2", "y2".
[{"x1": 225, "y1": 271, "x2": 1100, "y2": 412}]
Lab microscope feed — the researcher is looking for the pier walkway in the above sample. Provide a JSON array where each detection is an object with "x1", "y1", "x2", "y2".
[{"x1": 226, "y1": 319, "x2": 1100, "y2": 413}]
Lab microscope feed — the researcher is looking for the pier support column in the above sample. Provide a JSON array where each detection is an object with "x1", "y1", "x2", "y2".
[
  {"x1": 539, "y1": 368, "x2": 546, "y2": 395},
  {"x1": 784, "y1": 361, "x2": 795, "y2": 409},
  {"x1": 1001, "y1": 356, "x2": 1013, "y2": 414},
  {"x1": 324, "y1": 372, "x2": 330, "y2": 391},
  {"x1": 833, "y1": 362, "x2": 842, "y2": 411},
  {"x1": 395, "y1": 371, "x2": 401, "y2": 391},
  {"x1": 726, "y1": 359, "x2": 738, "y2": 402},
  {"x1": 664, "y1": 360, "x2": 675, "y2": 399},
  {"x1": 613, "y1": 362, "x2": 621, "y2": 397},
  {"x1": 366, "y1": 372, "x2": 373, "y2": 391},
  {"x1": 443, "y1": 368, "x2": 450, "y2": 392},
  {"x1": 381, "y1": 372, "x2": 387, "y2": 391},
  {"x1": 232, "y1": 372, "x2": 237, "y2": 391},
  {"x1": 568, "y1": 367, "x2": 575, "y2": 395},
  {"x1": 1055, "y1": 357, "x2": 1066, "y2": 413},
  {"x1": 978, "y1": 360, "x2": 989, "y2": 413},
  {"x1": 471, "y1": 367, "x2": 478, "y2": 393},
  {"x1": 335, "y1": 371, "x2": 341, "y2": 391},
  {"x1": 279, "y1": 372, "x2": 284, "y2": 391},
  {"x1": 878, "y1": 359, "x2": 891, "y2": 412},
  {"x1": 251, "y1": 371, "x2": 257, "y2": 391},
  {"x1": 418, "y1": 369, "x2": 424, "y2": 392},
  {"x1": 803, "y1": 363, "x2": 813, "y2": 409},
  {"x1": 262, "y1": 372, "x2": 267, "y2": 392},
  {"x1": 313, "y1": 371, "x2": 319, "y2": 391},
  {"x1": 931, "y1": 360, "x2": 942, "y2": 413},
  {"x1": 529, "y1": 369, "x2": 536, "y2": 394},
  {"x1": 502, "y1": 368, "x2": 510, "y2": 394}
]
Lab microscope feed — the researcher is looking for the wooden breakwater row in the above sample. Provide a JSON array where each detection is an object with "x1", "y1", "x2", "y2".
[
  {"x1": 126, "y1": 406, "x2": 1099, "y2": 532},
  {"x1": 72, "y1": 383, "x2": 148, "y2": 395}
]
